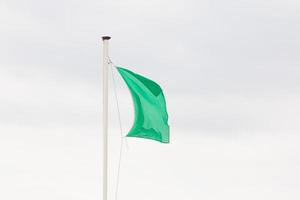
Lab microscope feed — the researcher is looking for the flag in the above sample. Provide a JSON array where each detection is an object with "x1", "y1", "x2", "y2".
[{"x1": 117, "y1": 67, "x2": 170, "y2": 143}]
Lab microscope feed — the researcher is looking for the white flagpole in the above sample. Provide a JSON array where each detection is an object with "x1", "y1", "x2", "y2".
[{"x1": 102, "y1": 36, "x2": 111, "y2": 200}]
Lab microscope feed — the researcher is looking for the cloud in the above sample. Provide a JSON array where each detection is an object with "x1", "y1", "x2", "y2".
[{"x1": 1, "y1": 0, "x2": 300, "y2": 199}]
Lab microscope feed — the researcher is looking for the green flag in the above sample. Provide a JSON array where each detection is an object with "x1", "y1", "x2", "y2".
[{"x1": 117, "y1": 67, "x2": 170, "y2": 143}]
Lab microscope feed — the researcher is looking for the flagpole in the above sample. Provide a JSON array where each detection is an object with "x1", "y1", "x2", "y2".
[{"x1": 102, "y1": 36, "x2": 111, "y2": 200}]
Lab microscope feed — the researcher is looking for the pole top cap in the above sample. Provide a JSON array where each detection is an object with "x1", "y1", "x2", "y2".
[{"x1": 102, "y1": 36, "x2": 111, "y2": 40}]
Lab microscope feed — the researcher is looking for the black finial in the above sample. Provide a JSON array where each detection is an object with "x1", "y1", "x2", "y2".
[{"x1": 102, "y1": 36, "x2": 111, "y2": 40}]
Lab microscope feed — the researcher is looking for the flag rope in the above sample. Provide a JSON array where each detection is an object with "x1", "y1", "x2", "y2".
[{"x1": 109, "y1": 59, "x2": 127, "y2": 200}]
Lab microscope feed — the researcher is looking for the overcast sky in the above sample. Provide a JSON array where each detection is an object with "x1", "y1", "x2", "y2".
[{"x1": 1, "y1": 0, "x2": 300, "y2": 199}]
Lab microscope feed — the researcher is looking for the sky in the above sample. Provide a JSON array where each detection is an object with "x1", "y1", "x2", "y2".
[{"x1": 0, "y1": 0, "x2": 300, "y2": 199}]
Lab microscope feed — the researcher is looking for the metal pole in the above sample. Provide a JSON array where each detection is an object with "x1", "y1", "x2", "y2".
[{"x1": 102, "y1": 36, "x2": 111, "y2": 200}]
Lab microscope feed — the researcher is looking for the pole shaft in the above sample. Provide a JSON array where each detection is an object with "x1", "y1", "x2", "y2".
[{"x1": 102, "y1": 36, "x2": 110, "y2": 200}]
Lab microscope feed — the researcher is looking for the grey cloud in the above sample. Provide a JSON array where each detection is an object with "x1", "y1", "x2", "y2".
[{"x1": 1, "y1": 0, "x2": 300, "y2": 199}]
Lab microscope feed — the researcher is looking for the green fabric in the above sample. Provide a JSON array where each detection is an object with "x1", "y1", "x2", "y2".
[{"x1": 117, "y1": 67, "x2": 170, "y2": 143}]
